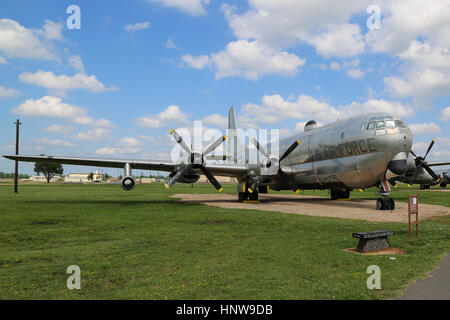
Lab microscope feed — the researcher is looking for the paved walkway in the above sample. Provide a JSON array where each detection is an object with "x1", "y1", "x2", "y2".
[{"x1": 400, "y1": 253, "x2": 450, "y2": 300}]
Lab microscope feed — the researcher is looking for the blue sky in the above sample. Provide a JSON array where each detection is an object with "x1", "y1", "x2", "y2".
[{"x1": 1, "y1": 0, "x2": 449, "y2": 176}]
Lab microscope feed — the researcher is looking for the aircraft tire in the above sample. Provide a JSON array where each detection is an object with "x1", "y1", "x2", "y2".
[
  {"x1": 238, "y1": 192, "x2": 248, "y2": 202},
  {"x1": 376, "y1": 198, "x2": 383, "y2": 210},
  {"x1": 249, "y1": 191, "x2": 259, "y2": 201},
  {"x1": 387, "y1": 198, "x2": 395, "y2": 210},
  {"x1": 441, "y1": 183, "x2": 447, "y2": 188}
]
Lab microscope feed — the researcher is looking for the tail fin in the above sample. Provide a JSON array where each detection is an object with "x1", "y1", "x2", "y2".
[{"x1": 226, "y1": 106, "x2": 246, "y2": 164}]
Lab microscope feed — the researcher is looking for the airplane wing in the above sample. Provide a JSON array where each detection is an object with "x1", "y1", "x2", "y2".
[
  {"x1": 427, "y1": 162, "x2": 450, "y2": 167},
  {"x1": 2, "y1": 154, "x2": 248, "y2": 177}
]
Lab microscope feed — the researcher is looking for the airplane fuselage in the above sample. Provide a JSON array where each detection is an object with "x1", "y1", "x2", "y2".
[{"x1": 270, "y1": 113, "x2": 413, "y2": 191}]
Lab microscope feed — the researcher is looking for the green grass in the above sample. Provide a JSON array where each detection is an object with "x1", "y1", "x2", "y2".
[{"x1": 0, "y1": 183, "x2": 449, "y2": 299}]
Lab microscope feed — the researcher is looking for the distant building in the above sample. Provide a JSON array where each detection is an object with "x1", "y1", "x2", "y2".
[
  {"x1": 30, "y1": 175, "x2": 62, "y2": 183},
  {"x1": 64, "y1": 171, "x2": 104, "y2": 183},
  {"x1": 197, "y1": 175, "x2": 236, "y2": 184},
  {"x1": 140, "y1": 177, "x2": 157, "y2": 184}
]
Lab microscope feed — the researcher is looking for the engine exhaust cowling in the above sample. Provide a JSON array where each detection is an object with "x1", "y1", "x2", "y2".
[{"x1": 121, "y1": 176, "x2": 136, "y2": 191}]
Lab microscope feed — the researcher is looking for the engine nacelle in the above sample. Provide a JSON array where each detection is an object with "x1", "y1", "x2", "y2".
[
  {"x1": 121, "y1": 176, "x2": 136, "y2": 191},
  {"x1": 178, "y1": 174, "x2": 200, "y2": 184}
]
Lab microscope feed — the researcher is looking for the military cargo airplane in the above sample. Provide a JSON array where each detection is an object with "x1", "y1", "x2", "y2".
[{"x1": 4, "y1": 107, "x2": 449, "y2": 210}]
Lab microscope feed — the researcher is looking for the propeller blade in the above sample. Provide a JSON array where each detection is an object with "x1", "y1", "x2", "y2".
[
  {"x1": 165, "y1": 165, "x2": 191, "y2": 188},
  {"x1": 203, "y1": 135, "x2": 227, "y2": 155},
  {"x1": 423, "y1": 164, "x2": 439, "y2": 181},
  {"x1": 410, "y1": 150, "x2": 418, "y2": 158},
  {"x1": 199, "y1": 165, "x2": 223, "y2": 192},
  {"x1": 279, "y1": 140, "x2": 300, "y2": 162},
  {"x1": 423, "y1": 140, "x2": 435, "y2": 160},
  {"x1": 250, "y1": 137, "x2": 270, "y2": 159},
  {"x1": 170, "y1": 129, "x2": 192, "y2": 154}
]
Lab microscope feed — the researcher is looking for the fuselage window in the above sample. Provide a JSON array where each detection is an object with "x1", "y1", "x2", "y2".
[
  {"x1": 395, "y1": 120, "x2": 406, "y2": 127},
  {"x1": 367, "y1": 122, "x2": 375, "y2": 130},
  {"x1": 360, "y1": 123, "x2": 366, "y2": 131},
  {"x1": 385, "y1": 120, "x2": 396, "y2": 129},
  {"x1": 376, "y1": 121, "x2": 385, "y2": 129}
]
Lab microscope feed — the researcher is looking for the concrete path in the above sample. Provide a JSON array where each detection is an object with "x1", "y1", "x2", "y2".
[{"x1": 400, "y1": 253, "x2": 450, "y2": 300}]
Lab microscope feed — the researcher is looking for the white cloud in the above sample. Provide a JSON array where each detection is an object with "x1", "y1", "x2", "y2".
[
  {"x1": 136, "y1": 105, "x2": 187, "y2": 129},
  {"x1": 42, "y1": 124, "x2": 74, "y2": 134},
  {"x1": 384, "y1": 41, "x2": 450, "y2": 106},
  {"x1": 185, "y1": 40, "x2": 305, "y2": 80},
  {"x1": 329, "y1": 62, "x2": 340, "y2": 71},
  {"x1": 346, "y1": 68, "x2": 365, "y2": 79},
  {"x1": 119, "y1": 137, "x2": 145, "y2": 147},
  {"x1": 12, "y1": 96, "x2": 115, "y2": 128},
  {"x1": 409, "y1": 122, "x2": 442, "y2": 135},
  {"x1": 148, "y1": 0, "x2": 210, "y2": 16},
  {"x1": 203, "y1": 114, "x2": 227, "y2": 128},
  {"x1": 95, "y1": 147, "x2": 143, "y2": 155},
  {"x1": 340, "y1": 99, "x2": 415, "y2": 119},
  {"x1": 240, "y1": 94, "x2": 341, "y2": 125},
  {"x1": 365, "y1": 0, "x2": 450, "y2": 55},
  {"x1": 19, "y1": 70, "x2": 116, "y2": 97},
  {"x1": 239, "y1": 94, "x2": 415, "y2": 128},
  {"x1": 222, "y1": 1, "x2": 369, "y2": 55},
  {"x1": 0, "y1": 19, "x2": 62, "y2": 60},
  {"x1": 34, "y1": 20, "x2": 64, "y2": 41},
  {"x1": 72, "y1": 128, "x2": 111, "y2": 141},
  {"x1": 165, "y1": 38, "x2": 178, "y2": 49},
  {"x1": 441, "y1": 107, "x2": 450, "y2": 121},
  {"x1": 124, "y1": 21, "x2": 151, "y2": 32},
  {"x1": 33, "y1": 138, "x2": 74, "y2": 147},
  {"x1": 182, "y1": 54, "x2": 211, "y2": 69},
  {"x1": 0, "y1": 85, "x2": 19, "y2": 100},
  {"x1": 306, "y1": 23, "x2": 365, "y2": 58},
  {"x1": 68, "y1": 55, "x2": 85, "y2": 73}
]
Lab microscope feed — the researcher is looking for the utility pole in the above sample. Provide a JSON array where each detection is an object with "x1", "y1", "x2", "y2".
[{"x1": 14, "y1": 119, "x2": 21, "y2": 194}]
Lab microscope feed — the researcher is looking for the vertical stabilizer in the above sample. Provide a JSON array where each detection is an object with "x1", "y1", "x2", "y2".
[{"x1": 226, "y1": 106, "x2": 245, "y2": 164}]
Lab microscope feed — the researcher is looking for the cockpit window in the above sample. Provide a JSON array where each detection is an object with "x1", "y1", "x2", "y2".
[
  {"x1": 376, "y1": 121, "x2": 385, "y2": 129},
  {"x1": 385, "y1": 120, "x2": 396, "y2": 129},
  {"x1": 395, "y1": 120, "x2": 406, "y2": 127},
  {"x1": 367, "y1": 122, "x2": 375, "y2": 130},
  {"x1": 385, "y1": 116, "x2": 393, "y2": 120}
]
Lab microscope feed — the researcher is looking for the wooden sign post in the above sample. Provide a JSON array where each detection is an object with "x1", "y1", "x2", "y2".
[{"x1": 408, "y1": 195, "x2": 419, "y2": 238}]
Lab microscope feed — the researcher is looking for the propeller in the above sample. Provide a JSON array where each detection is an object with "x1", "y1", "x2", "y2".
[
  {"x1": 409, "y1": 140, "x2": 439, "y2": 183},
  {"x1": 248, "y1": 137, "x2": 300, "y2": 192},
  {"x1": 165, "y1": 129, "x2": 226, "y2": 191}
]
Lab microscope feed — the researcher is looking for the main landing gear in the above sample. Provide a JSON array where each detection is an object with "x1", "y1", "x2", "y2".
[
  {"x1": 330, "y1": 189, "x2": 350, "y2": 200},
  {"x1": 238, "y1": 190, "x2": 258, "y2": 202}
]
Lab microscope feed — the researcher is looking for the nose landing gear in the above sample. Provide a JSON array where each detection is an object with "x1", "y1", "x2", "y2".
[{"x1": 376, "y1": 179, "x2": 395, "y2": 210}]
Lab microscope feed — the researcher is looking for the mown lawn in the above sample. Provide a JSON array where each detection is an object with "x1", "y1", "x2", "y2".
[{"x1": 0, "y1": 183, "x2": 449, "y2": 299}]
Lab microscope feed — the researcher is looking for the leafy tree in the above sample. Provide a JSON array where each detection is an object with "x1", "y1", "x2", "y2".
[
  {"x1": 34, "y1": 162, "x2": 63, "y2": 183},
  {"x1": 87, "y1": 172, "x2": 94, "y2": 182}
]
